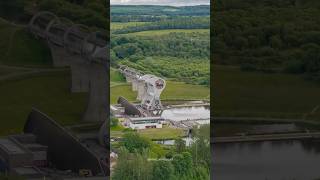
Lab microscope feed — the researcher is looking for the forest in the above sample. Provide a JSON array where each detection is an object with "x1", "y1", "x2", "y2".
[
  {"x1": 111, "y1": 9, "x2": 210, "y2": 86},
  {"x1": 212, "y1": 0, "x2": 320, "y2": 81},
  {"x1": 0, "y1": 0, "x2": 109, "y2": 29},
  {"x1": 112, "y1": 125, "x2": 210, "y2": 180}
]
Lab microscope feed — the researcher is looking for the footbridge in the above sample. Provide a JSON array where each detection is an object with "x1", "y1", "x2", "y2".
[
  {"x1": 119, "y1": 65, "x2": 166, "y2": 115},
  {"x1": 28, "y1": 11, "x2": 108, "y2": 122}
]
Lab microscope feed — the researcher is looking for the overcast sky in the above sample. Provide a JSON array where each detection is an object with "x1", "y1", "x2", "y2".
[{"x1": 110, "y1": 0, "x2": 210, "y2": 6}]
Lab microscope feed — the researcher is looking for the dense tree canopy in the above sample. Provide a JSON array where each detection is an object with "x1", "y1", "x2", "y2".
[{"x1": 212, "y1": 0, "x2": 320, "y2": 80}]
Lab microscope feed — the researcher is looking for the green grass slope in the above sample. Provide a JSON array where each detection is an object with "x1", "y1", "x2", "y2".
[
  {"x1": 0, "y1": 71, "x2": 86, "y2": 136},
  {"x1": 0, "y1": 18, "x2": 52, "y2": 66}
]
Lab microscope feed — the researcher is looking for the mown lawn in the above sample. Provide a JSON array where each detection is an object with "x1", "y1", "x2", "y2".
[
  {"x1": 214, "y1": 65, "x2": 320, "y2": 120},
  {"x1": 111, "y1": 125, "x2": 185, "y2": 140},
  {"x1": 138, "y1": 126, "x2": 185, "y2": 140},
  {"x1": 0, "y1": 71, "x2": 87, "y2": 136},
  {"x1": 110, "y1": 81, "x2": 210, "y2": 104}
]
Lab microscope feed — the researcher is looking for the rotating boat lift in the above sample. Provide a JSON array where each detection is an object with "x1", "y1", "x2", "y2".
[
  {"x1": 28, "y1": 11, "x2": 109, "y2": 122},
  {"x1": 119, "y1": 65, "x2": 166, "y2": 116}
]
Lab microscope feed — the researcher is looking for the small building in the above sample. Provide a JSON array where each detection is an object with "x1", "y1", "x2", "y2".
[
  {"x1": 0, "y1": 134, "x2": 48, "y2": 177},
  {"x1": 128, "y1": 117, "x2": 164, "y2": 130}
]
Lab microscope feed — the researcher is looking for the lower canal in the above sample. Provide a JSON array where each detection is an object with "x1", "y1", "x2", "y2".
[
  {"x1": 213, "y1": 139, "x2": 320, "y2": 180},
  {"x1": 213, "y1": 123, "x2": 320, "y2": 180}
]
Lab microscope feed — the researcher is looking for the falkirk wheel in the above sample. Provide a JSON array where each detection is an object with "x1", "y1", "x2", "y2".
[
  {"x1": 28, "y1": 11, "x2": 109, "y2": 123},
  {"x1": 119, "y1": 65, "x2": 166, "y2": 115}
]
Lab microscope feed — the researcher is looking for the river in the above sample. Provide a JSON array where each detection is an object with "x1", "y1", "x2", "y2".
[{"x1": 213, "y1": 137, "x2": 320, "y2": 180}]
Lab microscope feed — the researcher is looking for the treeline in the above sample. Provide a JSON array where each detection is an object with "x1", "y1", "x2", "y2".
[
  {"x1": 215, "y1": 0, "x2": 320, "y2": 10},
  {"x1": 0, "y1": 0, "x2": 108, "y2": 29},
  {"x1": 111, "y1": 33, "x2": 209, "y2": 61},
  {"x1": 111, "y1": 5, "x2": 210, "y2": 17},
  {"x1": 112, "y1": 125, "x2": 210, "y2": 180},
  {"x1": 212, "y1": 0, "x2": 320, "y2": 80},
  {"x1": 113, "y1": 17, "x2": 209, "y2": 34},
  {"x1": 112, "y1": 15, "x2": 165, "y2": 23},
  {"x1": 37, "y1": 0, "x2": 108, "y2": 29}
]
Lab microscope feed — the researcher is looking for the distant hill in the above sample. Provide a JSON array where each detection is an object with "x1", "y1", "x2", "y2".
[{"x1": 111, "y1": 5, "x2": 210, "y2": 17}]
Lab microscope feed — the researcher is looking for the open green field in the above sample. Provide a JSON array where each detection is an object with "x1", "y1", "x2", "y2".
[
  {"x1": 110, "y1": 125, "x2": 185, "y2": 140},
  {"x1": 138, "y1": 126, "x2": 185, "y2": 140},
  {"x1": 214, "y1": 65, "x2": 320, "y2": 120},
  {"x1": 0, "y1": 18, "x2": 52, "y2": 66},
  {"x1": 110, "y1": 81, "x2": 210, "y2": 104},
  {"x1": 123, "y1": 29, "x2": 209, "y2": 36},
  {"x1": 0, "y1": 71, "x2": 86, "y2": 136},
  {"x1": 111, "y1": 22, "x2": 148, "y2": 30},
  {"x1": 110, "y1": 68, "x2": 125, "y2": 82}
]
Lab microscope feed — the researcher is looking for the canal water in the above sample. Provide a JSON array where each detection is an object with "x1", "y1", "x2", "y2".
[
  {"x1": 161, "y1": 106, "x2": 210, "y2": 121},
  {"x1": 213, "y1": 139, "x2": 320, "y2": 180}
]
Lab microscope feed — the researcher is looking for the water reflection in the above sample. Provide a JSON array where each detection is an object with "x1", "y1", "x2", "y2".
[{"x1": 213, "y1": 140, "x2": 320, "y2": 180}]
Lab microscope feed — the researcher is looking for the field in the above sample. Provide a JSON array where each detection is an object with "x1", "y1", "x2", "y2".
[
  {"x1": 137, "y1": 126, "x2": 185, "y2": 140},
  {"x1": 0, "y1": 71, "x2": 86, "y2": 136},
  {"x1": 214, "y1": 65, "x2": 320, "y2": 120},
  {"x1": 123, "y1": 29, "x2": 209, "y2": 36},
  {"x1": 111, "y1": 22, "x2": 147, "y2": 30},
  {"x1": 110, "y1": 81, "x2": 210, "y2": 104},
  {"x1": 110, "y1": 124, "x2": 185, "y2": 140}
]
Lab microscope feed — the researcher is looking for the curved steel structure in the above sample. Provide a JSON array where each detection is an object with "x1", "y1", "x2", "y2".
[
  {"x1": 119, "y1": 65, "x2": 166, "y2": 115},
  {"x1": 29, "y1": 11, "x2": 109, "y2": 123},
  {"x1": 29, "y1": 11, "x2": 108, "y2": 62},
  {"x1": 117, "y1": 96, "x2": 142, "y2": 116}
]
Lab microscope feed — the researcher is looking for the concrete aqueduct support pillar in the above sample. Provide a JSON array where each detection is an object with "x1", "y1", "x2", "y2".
[
  {"x1": 70, "y1": 60, "x2": 90, "y2": 93},
  {"x1": 131, "y1": 77, "x2": 139, "y2": 91},
  {"x1": 48, "y1": 44, "x2": 72, "y2": 67},
  {"x1": 125, "y1": 74, "x2": 132, "y2": 83},
  {"x1": 48, "y1": 44, "x2": 90, "y2": 93},
  {"x1": 137, "y1": 79, "x2": 145, "y2": 100},
  {"x1": 82, "y1": 62, "x2": 108, "y2": 122}
]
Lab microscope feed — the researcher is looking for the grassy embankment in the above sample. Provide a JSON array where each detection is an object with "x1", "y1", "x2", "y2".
[
  {"x1": 0, "y1": 19, "x2": 86, "y2": 136},
  {"x1": 214, "y1": 65, "x2": 320, "y2": 121},
  {"x1": 0, "y1": 18, "x2": 51, "y2": 67}
]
